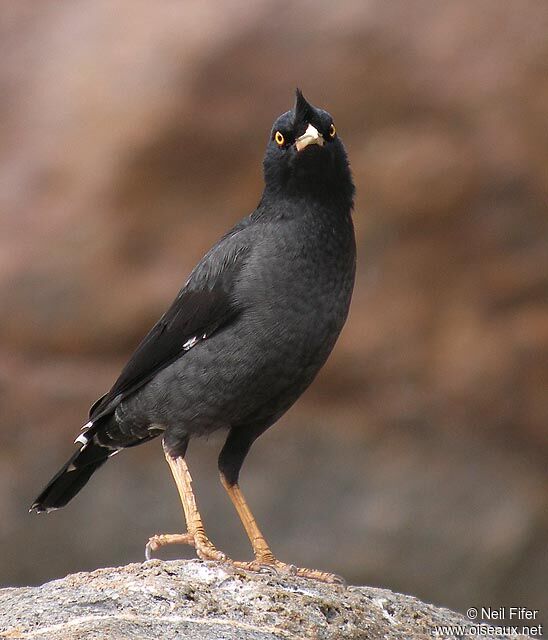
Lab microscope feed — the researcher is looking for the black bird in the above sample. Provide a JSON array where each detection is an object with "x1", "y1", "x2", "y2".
[{"x1": 31, "y1": 90, "x2": 356, "y2": 582}]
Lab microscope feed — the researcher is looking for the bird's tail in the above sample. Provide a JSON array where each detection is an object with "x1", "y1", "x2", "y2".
[{"x1": 30, "y1": 427, "x2": 115, "y2": 513}]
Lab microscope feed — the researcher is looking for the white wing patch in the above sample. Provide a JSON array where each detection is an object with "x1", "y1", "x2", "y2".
[
  {"x1": 183, "y1": 336, "x2": 198, "y2": 350},
  {"x1": 74, "y1": 420, "x2": 93, "y2": 446},
  {"x1": 183, "y1": 333, "x2": 207, "y2": 352}
]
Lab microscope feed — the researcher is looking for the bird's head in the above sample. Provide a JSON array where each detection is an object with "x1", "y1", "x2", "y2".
[{"x1": 263, "y1": 89, "x2": 354, "y2": 207}]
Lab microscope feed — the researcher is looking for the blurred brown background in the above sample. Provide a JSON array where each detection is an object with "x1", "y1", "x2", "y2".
[{"x1": 1, "y1": 0, "x2": 547, "y2": 621}]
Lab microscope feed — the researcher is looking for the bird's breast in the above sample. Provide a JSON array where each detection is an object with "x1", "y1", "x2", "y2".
[{"x1": 237, "y1": 213, "x2": 355, "y2": 362}]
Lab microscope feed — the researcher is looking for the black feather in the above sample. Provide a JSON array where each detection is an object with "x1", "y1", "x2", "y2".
[
  {"x1": 293, "y1": 88, "x2": 315, "y2": 134},
  {"x1": 30, "y1": 440, "x2": 112, "y2": 512}
]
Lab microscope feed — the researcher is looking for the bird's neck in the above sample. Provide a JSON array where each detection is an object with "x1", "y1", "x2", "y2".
[
  {"x1": 255, "y1": 189, "x2": 354, "y2": 234},
  {"x1": 261, "y1": 182, "x2": 354, "y2": 217}
]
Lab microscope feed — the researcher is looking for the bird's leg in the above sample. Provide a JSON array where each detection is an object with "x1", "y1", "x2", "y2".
[
  {"x1": 146, "y1": 444, "x2": 227, "y2": 562},
  {"x1": 220, "y1": 473, "x2": 343, "y2": 584},
  {"x1": 220, "y1": 474, "x2": 276, "y2": 563}
]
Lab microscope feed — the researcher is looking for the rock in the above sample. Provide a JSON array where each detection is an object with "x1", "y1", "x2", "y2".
[{"x1": 0, "y1": 560, "x2": 520, "y2": 640}]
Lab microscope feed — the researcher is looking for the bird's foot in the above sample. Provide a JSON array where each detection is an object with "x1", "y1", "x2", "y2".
[
  {"x1": 145, "y1": 531, "x2": 229, "y2": 563},
  {"x1": 145, "y1": 536, "x2": 340, "y2": 583},
  {"x1": 145, "y1": 532, "x2": 195, "y2": 560},
  {"x1": 232, "y1": 557, "x2": 345, "y2": 584},
  {"x1": 193, "y1": 531, "x2": 229, "y2": 562},
  {"x1": 292, "y1": 566, "x2": 346, "y2": 584}
]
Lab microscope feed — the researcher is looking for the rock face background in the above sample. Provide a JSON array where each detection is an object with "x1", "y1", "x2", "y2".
[{"x1": 0, "y1": 0, "x2": 546, "y2": 622}]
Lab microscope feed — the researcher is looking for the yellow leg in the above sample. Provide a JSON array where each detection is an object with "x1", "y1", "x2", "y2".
[
  {"x1": 146, "y1": 443, "x2": 227, "y2": 562},
  {"x1": 220, "y1": 474, "x2": 276, "y2": 562},
  {"x1": 220, "y1": 473, "x2": 344, "y2": 584}
]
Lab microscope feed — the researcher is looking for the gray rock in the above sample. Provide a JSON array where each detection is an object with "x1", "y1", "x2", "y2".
[{"x1": 0, "y1": 560, "x2": 523, "y2": 639}]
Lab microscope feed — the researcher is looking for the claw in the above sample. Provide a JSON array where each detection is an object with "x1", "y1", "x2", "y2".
[
  {"x1": 235, "y1": 561, "x2": 279, "y2": 575},
  {"x1": 257, "y1": 563, "x2": 279, "y2": 575}
]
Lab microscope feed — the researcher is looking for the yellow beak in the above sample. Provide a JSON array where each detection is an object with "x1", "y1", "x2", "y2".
[{"x1": 295, "y1": 124, "x2": 324, "y2": 152}]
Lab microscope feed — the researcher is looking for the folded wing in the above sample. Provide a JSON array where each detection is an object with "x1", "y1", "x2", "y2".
[{"x1": 90, "y1": 233, "x2": 250, "y2": 422}]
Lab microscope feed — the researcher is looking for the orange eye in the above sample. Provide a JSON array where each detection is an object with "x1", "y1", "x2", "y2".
[
  {"x1": 274, "y1": 131, "x2": 285, "y2": 146},
  {"x1": 329, "y1": 123, "x2": 336, "y2": 138}
]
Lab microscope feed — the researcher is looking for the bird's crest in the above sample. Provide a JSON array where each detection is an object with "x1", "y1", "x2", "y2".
[{"x1": 293, "y1": 88, "x2": 315, "y2": 131}]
